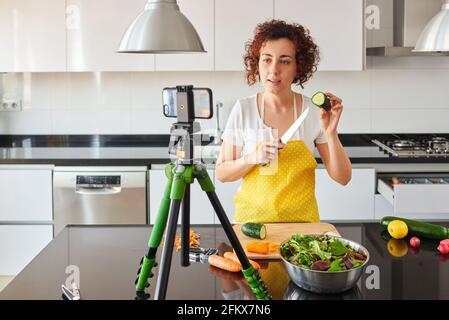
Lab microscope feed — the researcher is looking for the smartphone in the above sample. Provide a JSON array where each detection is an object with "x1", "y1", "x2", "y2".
[{"x1": 162, "y1": 87, "x2": 213, "y2": 119}]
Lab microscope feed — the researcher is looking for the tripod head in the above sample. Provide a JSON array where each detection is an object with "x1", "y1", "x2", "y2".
[{"x1": 166, "y1": 85, "x2": 212, "y2": 165}]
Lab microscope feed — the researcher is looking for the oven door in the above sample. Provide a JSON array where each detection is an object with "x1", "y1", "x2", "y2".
[{"x1": 377, "y1": 173, "x2": 449, "y2": 219}]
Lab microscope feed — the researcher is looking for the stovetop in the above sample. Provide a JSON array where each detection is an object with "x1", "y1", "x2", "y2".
[{"x1": 372, "y1": 134, "x2": 449, "y2": 158}]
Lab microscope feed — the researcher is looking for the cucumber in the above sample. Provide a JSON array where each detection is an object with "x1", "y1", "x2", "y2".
[
  {"x1": 241, "y1": 223, "x2": 266, "y2": 240},
  {"x1": 311, "y1": 91, "x2": 332, "y2": 111},
  {"x1": 380, "y1": 216, "x2": 449, "y2": 240}
]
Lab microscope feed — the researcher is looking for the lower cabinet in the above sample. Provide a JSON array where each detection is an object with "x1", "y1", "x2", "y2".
[
  {"x1": 0, "y1": 225, "x2": 53, "y2": 275},
  {"x1": 213, "y1": 178, "x2": 242, "y2": 223},
  {"x1": 316, "y1": 168, "x2": 376, "y2": 221},
  {"x1": 0, "y1": 165, "x2": 54, "y2": 275},
  {"x1": 149, "y1": 168, "x2": 216, "y2": 224},
  {"x1": 0, "y1": 166, "x2": 53, "y2": 222}
]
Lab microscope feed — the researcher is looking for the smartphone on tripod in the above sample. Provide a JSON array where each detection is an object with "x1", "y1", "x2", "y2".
[{"x1": 162, "y1": 87, "x2": 213, "y2": 119}]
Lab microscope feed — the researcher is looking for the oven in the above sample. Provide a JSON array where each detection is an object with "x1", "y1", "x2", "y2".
[{"x1": 53, "y1": 166, "x2": 148, "y2": 236}]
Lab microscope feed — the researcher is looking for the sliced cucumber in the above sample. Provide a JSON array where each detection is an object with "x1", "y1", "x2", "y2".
[
  {"x1": 311, "y1": 91, "x2": 332, "y2": 111},
  {"x1": 241, "y1": 223, "x2": 267, "y2": 240}
]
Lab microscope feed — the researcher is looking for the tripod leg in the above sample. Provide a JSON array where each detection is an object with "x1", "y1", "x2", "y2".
[
  {"x1": 135, "y1": 163, "x2": 175, "y2": 295},
  {"x1": 195, "y1": 166, "x2": 271, "y2": 300},
  {"x1": 154, "y1": 166, "x2": 189, "y2": 300},
  {"x1": 181, "y1": 184, "x2": 190, "y2": 267}
]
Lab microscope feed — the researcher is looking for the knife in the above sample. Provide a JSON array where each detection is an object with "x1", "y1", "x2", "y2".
[
  {"x1": 280, "y1": 107, "x2": 310, "y2": 144},
  {"x1": 260, "y1": 107, "x2": 309, "y2": 166}
]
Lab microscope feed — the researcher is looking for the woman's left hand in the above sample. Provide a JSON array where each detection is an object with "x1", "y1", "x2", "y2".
[{"x1": 319, "y1": 92, "x2": 343, "y2": 136}]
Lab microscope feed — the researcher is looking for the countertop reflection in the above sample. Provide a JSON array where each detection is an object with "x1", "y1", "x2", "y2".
[{"x1": 1, "y1": 223, "x2": 449, "y2": 300}]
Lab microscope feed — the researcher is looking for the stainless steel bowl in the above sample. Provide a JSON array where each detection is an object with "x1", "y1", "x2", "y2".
[{"x1": 279, "y1": 236, "x2": 370, "y2": 294}]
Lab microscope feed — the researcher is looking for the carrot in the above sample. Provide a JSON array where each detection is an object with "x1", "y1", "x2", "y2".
[
  {"x1": 246, "y1": 241, "x2": 269, "y2": 255},
  {"x1": 268, "y1": 243, "x2": 279, "y2": 252},
  {"x1": 208, "y1": 255, "x2": 242, "y2": 272},
  {"x1": 223, "y1": 252, "x2": 261, "y2": 270},
  {"x1": 208, "y1": 265, "x2": 244, "y2": 281}
]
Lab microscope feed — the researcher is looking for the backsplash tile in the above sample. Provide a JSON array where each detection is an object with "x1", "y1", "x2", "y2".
[
  {"x1": 52, "y1": 108, "x2": 131, "y2": 134},
  {"x1": 371, "y1": 108, "x2": 449, "y2": 133},
  {"x1": 1, "y1": 64, "x2": 449, "y2": 134},
  {"x1": 0, "y1": 109, "x2": 53, "y2": 134}
]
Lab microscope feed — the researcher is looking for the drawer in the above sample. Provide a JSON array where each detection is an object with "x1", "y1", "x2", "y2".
[{"x1": 377, "y1": 174, "x2": 449, "y2": 216}]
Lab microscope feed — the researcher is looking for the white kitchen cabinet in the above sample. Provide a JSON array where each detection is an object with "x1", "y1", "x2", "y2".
[
  {"x1": 213, "y1": 178, "x2": 242, "y2": 223},
  {"x1": 67, "y1": 0, "x2": 155, "y2": 71},
  {"x1": 214, "y1": 0, "x2": 274, "y2": 71},
  {"x1": 376, "y1": 174, "x2": 449, "y2": 220},
  {"x1": 0, "y1": 225, "x2": 53, "y2": 275},
  {"x1": 374, "y1": 193, "x2": 393, "y2": 220},
  {"x1": 0, "y1": 0, "x2": 66, "y2": 72},
  {"x1": 275, "y1": 0, "x2": 364, "y2": 71},
  {"x1": 0, "y1": 165, "x2": 53, "y2": 222},
  {"x1": 316, "y1": 168, "x2": 375, "y2": 221},
  {"x1": 149, "y1": 167, "x2": 215, "y2": 224},
  {"x1": 154, "y1": 0, "x2": 214, "y2": 71}
]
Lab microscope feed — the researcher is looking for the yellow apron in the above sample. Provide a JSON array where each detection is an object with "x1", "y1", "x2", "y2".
[{"x1": 233, "y1": 93, "x2": 319, "y2": 223}]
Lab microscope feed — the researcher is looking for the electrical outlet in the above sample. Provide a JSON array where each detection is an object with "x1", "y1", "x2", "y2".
[{"x1": 0, "y1": 98, "x2": 22, "y2": 112}]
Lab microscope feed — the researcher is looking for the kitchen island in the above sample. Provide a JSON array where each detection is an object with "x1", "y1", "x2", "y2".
[{"x1": 1, "y1": 222, "x2": 448, "y2": 300}]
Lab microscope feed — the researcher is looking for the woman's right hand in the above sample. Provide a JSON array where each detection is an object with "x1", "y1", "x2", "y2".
[{"x1": 247, "y1": 140, "x2": 285, "y2": 165}]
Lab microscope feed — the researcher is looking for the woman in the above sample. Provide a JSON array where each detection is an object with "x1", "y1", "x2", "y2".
[{"x1": 215, "y1": 20, "x2": 352, "y2": 223}]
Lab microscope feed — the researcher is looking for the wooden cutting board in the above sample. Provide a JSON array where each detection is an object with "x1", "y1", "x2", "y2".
[{"x1": 232, "y1": 222, "x2": 340, "y2": 260}]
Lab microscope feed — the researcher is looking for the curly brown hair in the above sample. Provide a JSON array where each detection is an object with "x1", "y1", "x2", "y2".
[{"x1": 244, "y1": 19, "x2": 320, "y2": 89}]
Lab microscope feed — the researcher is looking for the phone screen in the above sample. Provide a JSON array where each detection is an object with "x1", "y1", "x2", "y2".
[{"x1": 163, "y1": 88, "x2": 213, "y2": 119}]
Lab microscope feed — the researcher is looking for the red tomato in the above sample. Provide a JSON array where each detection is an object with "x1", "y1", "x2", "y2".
[
  {"x1": 409, "y1": 247, "x2": 420, "y2": 255},
  {"x1": 409, "y1": 237, "x2": 421, "y2": 248},
  {"x1": 437, "y1": 241, "x2": 449, "y2": 255}
]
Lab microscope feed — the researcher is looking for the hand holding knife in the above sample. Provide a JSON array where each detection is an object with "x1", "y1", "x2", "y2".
[{"x1": 259, "y1": 107, "x2": 310, "y2": 166}]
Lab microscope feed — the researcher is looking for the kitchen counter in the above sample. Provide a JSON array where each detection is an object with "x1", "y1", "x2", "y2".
[
  {"x1": 0, "y1": 134, "x2": 448, "y2": 166},
  {"x1": 1, "y1": 222, "x2": 448, "y2": 300}
]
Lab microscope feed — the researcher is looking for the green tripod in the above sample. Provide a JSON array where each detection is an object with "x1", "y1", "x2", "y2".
[{"x1": 135, "y1": 86, "x2": 271, "y2": 300}]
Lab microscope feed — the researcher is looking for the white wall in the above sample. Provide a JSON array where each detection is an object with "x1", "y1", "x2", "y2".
[{"x1": 1, "y1": 56, "x2": 449, "y2": 134}]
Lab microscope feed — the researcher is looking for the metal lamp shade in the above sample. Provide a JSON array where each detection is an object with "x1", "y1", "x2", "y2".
[
  {"x1": 414, "y1": 0, "x2": 449, "y2": 52},
  {"x1": 117, "y1": 0, "x2": 206, "y2": 54}
]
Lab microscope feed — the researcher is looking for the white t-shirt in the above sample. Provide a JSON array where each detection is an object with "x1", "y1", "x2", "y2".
[{"x1": 221, "y1": 93, "x2": 327, "y2": 156}]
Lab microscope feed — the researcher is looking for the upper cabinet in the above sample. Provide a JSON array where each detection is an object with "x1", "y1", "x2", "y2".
[
  {"x1": 0, "y1": 0, "x2": 364, "y2": 72},
  {"x1": 275, "y1": 0, "x2": 364, "y2": 71},
  {"x1": 66, "y1": 0, "x2": 155, "y2": 71},
  {"x1": 155, "y1": 0, "x2": 214, "y2": 71},
  {"x1": 0, "y1": 0, "x2": 66, "y2": 72},
  {"x1": 215, "y1": 0, "x2": 274, "y2": 71}
]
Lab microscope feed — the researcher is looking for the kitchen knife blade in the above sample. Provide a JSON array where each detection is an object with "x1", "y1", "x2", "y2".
[
  {"x1": 280, "y1": 107, "x2": 310, "y2": 144},
  {"x1": 260, "y1": 107, "x2": 310, "y2": 167}
]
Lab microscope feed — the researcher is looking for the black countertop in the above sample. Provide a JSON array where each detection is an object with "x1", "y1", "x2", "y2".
[
  {"x1": 1, "y1": 222, "x2": 448, "y2": 300},
  {"x1": 0, "y1": 134, "x2": 448, "y2": 166}
]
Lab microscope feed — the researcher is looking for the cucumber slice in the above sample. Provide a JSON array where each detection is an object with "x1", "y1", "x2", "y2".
[
  {"x1": 311, "y1": 91, "x2": 332, "y2": 111},
  {"x1": 241, "y1": 223, "x2": 267, "y2": 240}
]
